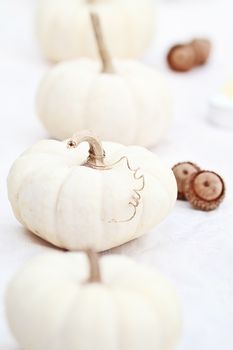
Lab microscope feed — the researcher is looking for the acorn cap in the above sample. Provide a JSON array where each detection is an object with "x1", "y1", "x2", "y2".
[
  {"x1": 167, "y1": 44, "x2": 196, "y2": 72},
  {"x1": 172, "y1": 162, "x2": 201, "y2": 200},
  {"x1": 185, "y1": 170, "x2": 225, "y2": 211}
]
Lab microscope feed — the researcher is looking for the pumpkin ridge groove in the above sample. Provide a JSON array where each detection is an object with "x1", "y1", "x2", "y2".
[{"x1": 54, "y1": 166, "x2": 79, "y2": 248}]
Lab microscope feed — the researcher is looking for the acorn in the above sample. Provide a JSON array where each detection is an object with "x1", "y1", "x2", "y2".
[
  {"x1": 185, "y1": 170, "x2": 225, "y2": 211},
  {"x1": 172, "y1": 162, "x2": 201, "y2": 200},
  {"x1": 167, "y1": 44, "x2": 196, "y2": 72},
  {"x1": 167, "y1": 38, "x2": 211, "y2": 72}
]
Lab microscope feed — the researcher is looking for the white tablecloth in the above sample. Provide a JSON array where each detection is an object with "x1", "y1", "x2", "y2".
[{"x1": 1, "y1": 1, "x2": 233, "y2": 349}]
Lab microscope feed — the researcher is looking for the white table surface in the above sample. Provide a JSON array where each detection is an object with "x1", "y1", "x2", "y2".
[{"x1": 1, "y1": 1, "x2": 233, "y2": 349}]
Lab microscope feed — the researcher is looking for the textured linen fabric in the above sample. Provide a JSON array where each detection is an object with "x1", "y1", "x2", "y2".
[{"x1": 0, "y1": 0, "x2": 233, "y2": 349}]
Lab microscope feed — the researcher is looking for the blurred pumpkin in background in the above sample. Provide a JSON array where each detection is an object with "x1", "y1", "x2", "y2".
[
  {"x1": 37, "y1": 13, "x2": 172, "y2": 147},
  {"x1": 36, "y1": 0, "x2": 156, "y2": 62},
  {"x1": 6, "y1": 250, "x2": 182, "y2": 350}
]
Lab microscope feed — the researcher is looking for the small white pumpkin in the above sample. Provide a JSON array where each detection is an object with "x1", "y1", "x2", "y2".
[
  {"x1": 36, "y1": 0, "x2": 155, "y2": 62},
  {"x1": 36, "y1": 13, "x2": 172, "y2": 147},
  {"x1": 6, "y1": 250, "x2": 182, "y2": 350},
  {"x1": 7, "y1": 130, "x2": 177, "y2": 252}
]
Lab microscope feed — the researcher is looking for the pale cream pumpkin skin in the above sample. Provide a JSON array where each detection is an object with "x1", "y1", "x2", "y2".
[
  {"x1": 36, "y1": 0, "x2": 155, "y2": 62},
  {"x1": 6, "y1": 251, "x2": 182, "y2": 350},
  {"x1": 7, "y1": 132, "x2": 177, "y2": 252},
  {"x1": 36, "y1": 59, "x2": 173, "y2": 147}
]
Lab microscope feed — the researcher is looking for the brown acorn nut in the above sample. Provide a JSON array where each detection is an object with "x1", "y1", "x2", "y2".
[
  {"x1": 172, "y1": 162, "x2": 201, "y2": 200},
  {"x1": 185, "y1": 170, "x2": 225, "y2": 211},
  {"x1": 167, "y1": 38, "x2": 211, "y2": 72},
  {"x1": 167, "y1": 44, "x2": 196, "y2": 72}
]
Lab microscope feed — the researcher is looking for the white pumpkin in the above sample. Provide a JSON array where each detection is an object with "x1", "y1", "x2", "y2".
[
  {"x1": 7, "y1": 130, "x2": 177, "y2": 252},
  {"x1": 6, "y1": 250, "x2": 182, "y2": 350},
  {"x1": 36, "y1": 13, "x2": 172, "y2": 147},
  {"x1": 36, "y1": 0, "x2": 155, "y2": 62}
]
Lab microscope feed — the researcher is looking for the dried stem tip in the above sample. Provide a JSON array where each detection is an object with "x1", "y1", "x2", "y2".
[{"x1": 67, "y1": 130, "x2": 106, "y2": 169}]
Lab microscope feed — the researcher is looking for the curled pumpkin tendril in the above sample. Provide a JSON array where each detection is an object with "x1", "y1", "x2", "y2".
[{"x1": 106, "y1": 156, "x2": 145, "y2": 223}]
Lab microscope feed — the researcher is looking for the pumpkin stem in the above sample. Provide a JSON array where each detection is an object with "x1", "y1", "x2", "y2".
[
  {"x1": 86, "y1": 249, "x2": 101, "y2": 283},
  {"x1": 67, "y1": 130, "x2": 106, "y2": 168},
  {"x1": 90, "y1": 12, "x2": 115, "y2": 74}
]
